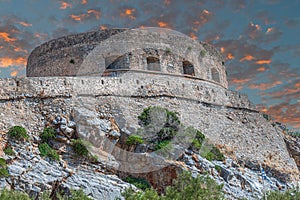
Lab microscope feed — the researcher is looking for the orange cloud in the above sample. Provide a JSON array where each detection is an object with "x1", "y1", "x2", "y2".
[
  {"x1": 257, "y1": 67, "x2": 266, "y2": 72},
  {"x1": 120, "y1": 8, "x2": 136, "y2": 20},
  {"x1": 70, "y1": 9, "x2": 101, "y2": 21},
  {"x1": 81, "y1": 0, "x2": 88, "y2": 4},
  {"x1": 10, "y1": 70, "x2": 18, "y2": 77},
  {"x1": 13, "y1": 47, "x2": 28, "y2": 53},
  {"x1": 157, "y1": 21, "x2": 170, "y2": 28},
  {"x1": 202, "y1": 9, "x2": 211, "y2": 15},
  {"x1": 256, "y1": 59, "x2": 271, "y2": 64},
  {"x1": 99, "y1": 25, "x2": 107, "y2": 30},
  {"x1": 231, "y1": 78, "x2": 251, "y2": 84},
  {"x1": 88, "y1": 9, "x2": 101, "y2": 19},
  {"x1": 60, "y1": 2, "x2": 72, "y2": 9},
  {"x1": 70, "y1": 14, "x2": 85, "y2": 21},
  {"x1": 0, "y1": 57, "x2": 27, "y2": 68},
  {"x1": 189, "y1": 32, "x2": 198, "y2": 40},
  {"x1": 266, "y1": 27, "x2": 274, "y2": 34},
  {"x1": 264, "y1": 103, "x2": 300, "y2": 129},
  {"x1": 249, "y1": 81, "x2": 282, "y2": 90},
  {"x1": 18, "y1": 21, "x2": 32, "y2": 27},
  {"x1": 250, "y1": 22, "x2": 261, "y2": 31},
  {"x1": 230, "y1": 78, "x2": 251, "y2": 90},
  {"x1": 240, "y1": 54, "x2": 255, "y2": 62},
  {"x1": 227, "y1": 53, "x2": 234, "y2": 60},
  {"x1": 0, "y1": 32, "x2": 17, "y2": 43}
]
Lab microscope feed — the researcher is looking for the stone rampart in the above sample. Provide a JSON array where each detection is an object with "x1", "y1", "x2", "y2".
[
  {"x1": 26, "y1": 28, "x2": 228, "y2": 88},
  {"x1": 0, "y1": 76, "x2": 251, "y2": 109},
  {"x1": 0, "y1": 76, "x2": 298, "y2": 182}
]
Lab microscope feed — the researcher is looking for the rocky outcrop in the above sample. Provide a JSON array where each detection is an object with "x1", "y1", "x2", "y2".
[
  {"x1": 1, "y1": 131, "x2": 132, "y2": 200},
  {"x1": 284, "y1": 134, "x2": 300, "y2": 170}
]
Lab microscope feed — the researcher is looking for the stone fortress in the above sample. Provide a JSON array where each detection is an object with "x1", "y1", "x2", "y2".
[{"x1": 0, "y1": 28, "x2": 299, "y2": 183}]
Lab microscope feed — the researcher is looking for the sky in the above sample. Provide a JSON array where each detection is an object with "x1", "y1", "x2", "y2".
[{"x1": 0, "y1": 0, "x2": 299, "y2": 131}]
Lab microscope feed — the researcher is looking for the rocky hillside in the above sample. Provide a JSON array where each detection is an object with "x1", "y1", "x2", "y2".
[{"x1": 0, "y1": 101, "x2": 299, "y2": 199}]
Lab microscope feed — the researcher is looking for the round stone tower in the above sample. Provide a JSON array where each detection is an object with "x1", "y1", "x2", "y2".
[{"x1": 26, "y1": 27, "x2": 228, "y2": 88}]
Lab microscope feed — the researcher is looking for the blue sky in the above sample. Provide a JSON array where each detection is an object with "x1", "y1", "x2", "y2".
[{"x1": 0, "y1": 0, "x2": 299, "y2": 131}]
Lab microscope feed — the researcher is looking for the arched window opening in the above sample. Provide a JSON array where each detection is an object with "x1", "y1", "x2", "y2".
[
  {"x1": 182, "y1": 61, "x2": 195, "y2": 76},
  {"x1": 105, "y1": 54, "x2": 130, "y2": 70},
  {"x1": 211, "y1": 68, "x2": 220, "y2": 83},
  {"x1": 147, "y1": 57, "x2": 160, "y2": 71}
]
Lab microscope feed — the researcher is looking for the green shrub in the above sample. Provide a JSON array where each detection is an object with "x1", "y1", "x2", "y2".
[
  {"x1": 40, "y1": 127, "x2": 56, "y2": 143},
  {"x1": 72, "y1": 139, "x2": 89, "y2": 156},
  {"x1": 0, "y1": 188, "x2": 91, "y2": 200},
  {"x1": 262, "y1": 113, "x2": 271, "y2": 121},
  {"x1": 0, "y1": 158, "x2": 9, "y2": 178},
  {"x1": 165, "y1": 48, "x2": 171, "y2": 54},
  {"x1": 138, "y1": 106, "x2": 180, "y2": 127},
  {"x1": 0, "y1": 189, "x2": 32, "y2": 200},
  {"x1": 266, "y1": 187, "x2": 300, "y2": 200},
  {"x1": 138, "y1": 106, "x2": 180, "y2": 142},
  {"x1": 7, "y1": 126, "x2": 29, "y2": 141},
  {"x1": 4, "y1": 146, "x2": 15, "y2": 156},
  {"x1": 68, "y1": 189, "x2": 91, "y2": 200},
  {"x1": 39, "y1": 143, "x2": 60, "y2": 161},
  {"x1": 215, "y1": 165, "x2": 222, "y2": 173},
  {"x1": 125, "y1": 176, "x2": 151, "y2": 191},
  {"x1": 200, "y1": 50, "x2": 206, "y2": 57},
  {"x1": 154, "y1": 140, "x2": 171, "y2": 151},
  {"x1": 184, "y1": 127, "x2": 205, "y2": 150},
  {"x1": 123, "y1": 171, "x2": 224, "y2": 200},
  {"x1": 126, "y1": 135, "x2": 144, "y2": 146},
  {"x1": 200, "y1": 143, "x2": 224, "y2": 161}
]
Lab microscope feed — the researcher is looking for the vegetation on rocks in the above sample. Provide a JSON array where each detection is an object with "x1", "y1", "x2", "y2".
[
  {"x1": 125, "y1": 176, "x2": 151, "y2": 190},
  {"x1": 137, "y1": 106, "x2": 180, "y2": 147},
  {"x1": 126, "y1": 135, "x2": 144, "y2": 146},
  {"x1": 0, "y1": 158, "x2": 9, "y2": 178},
  {"x1": 7, "y1": 126, "x2": 29, "y2": 141},
  {"x1": 3, "y1": 146, "x2": 15, "y2": 156},
  {"x1": 72, "y1": 139, "x2": 89, "y2": 157},
  {"x1": 123, "y1": 171, "x2": 224, "y2": 200},
  {"x1": 0, "y1": 189, "x2": 91, "y2": 200},
  {"x1": 38, "y1": 143, "x2": 60, "y2": 161},
  {"x1": 0, "y1": 189, "x2": 31, "y2": 200},
  {"x1": 266, "y1": 187, "x2": 300, "y2": 200},
  {"x1": 40, "y1": 127, "x2": 56, "y2": 143}
]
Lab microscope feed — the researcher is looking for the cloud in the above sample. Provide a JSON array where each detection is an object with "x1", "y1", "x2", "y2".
[
  {"x1": 0, "y1": 57, "x2": 27, "y2": 68},
  {"x1": 81, "y1": 0, "x2": 88, "y2": 4},
  {"x1": 120, "y1": 8, "x2": 137, "y2": 20},
  {"x1": 69, "y1": 9, "x2": 101, "y2": 21},
  {"x1": 0, "y1": 32, "x2": 17, "y2": 42},
  {"x1": 60, "y1": 1, "x2": 72, "y2": 10},
  {"x1": 249, "y1": 81, "x2": 282, "y2": 90},
  {"x1": 261, "y1": 101, "x2": 300, "y2": 130},
  {"x1": 17, "y1": 21, "x2": 32, "y2": 27}
]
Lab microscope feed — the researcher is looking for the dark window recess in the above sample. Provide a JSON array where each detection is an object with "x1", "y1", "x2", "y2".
[
  {"x1": 105, "y1": 55, "x2": 130, "y2": 70},
  {"x1": 211, "y1": 68, "x2": 220, "y2": 83},
  {"x1": 182, "y1": 61, "x2": 195, "y2": 76},
  {"x1": 147, "y1": 57, "x2": 161, "y2": 71}
]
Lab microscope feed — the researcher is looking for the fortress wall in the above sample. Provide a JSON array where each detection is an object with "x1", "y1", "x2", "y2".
[
  {"x1": 0, "y1": 76, "x2": 252, "y2": 110},
  {"x1": 26, "y1": 29, "x2": 228, "y2": 88},
  {"x1": 0, "y1": 77, "x2": 298, "y2": 182},
  {"x1": 27, "y1": 29, "x2": 126, "y2": 77}
]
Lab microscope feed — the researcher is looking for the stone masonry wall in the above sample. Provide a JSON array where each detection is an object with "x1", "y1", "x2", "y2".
[
  {"x1": 26, "y1": 28, "x2": 228, "y2": 88},
  {"x1": 0, "y1": 76, "x2": 299, "y2": 182}
]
